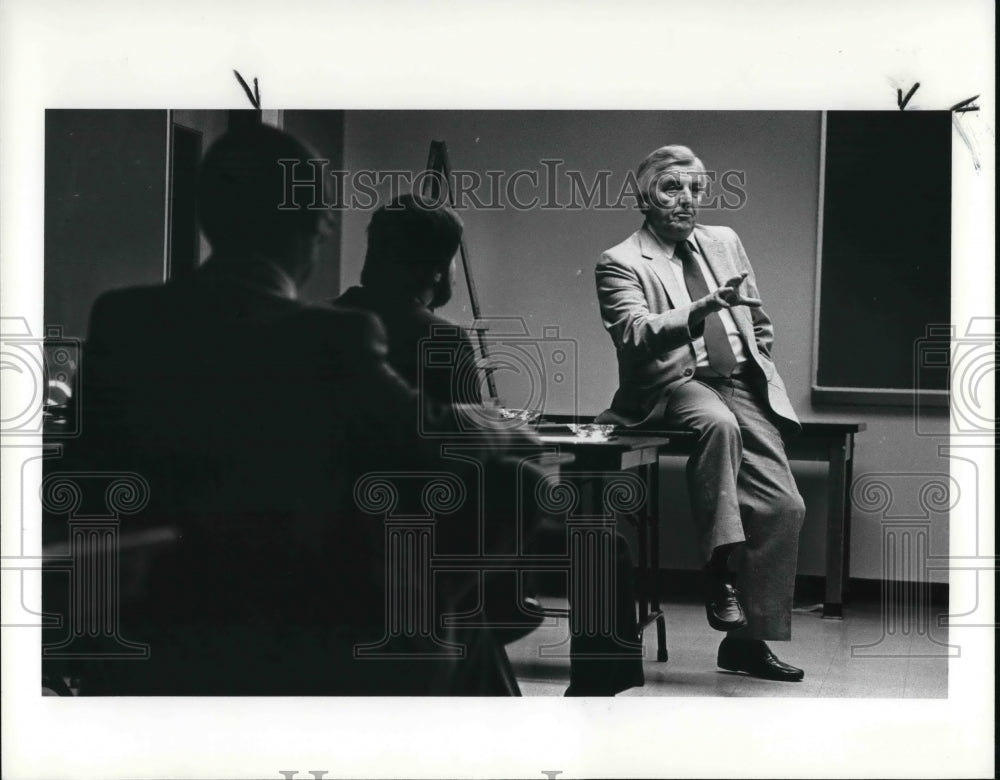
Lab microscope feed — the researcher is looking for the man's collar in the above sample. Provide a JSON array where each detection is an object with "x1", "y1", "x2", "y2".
[{"x1": 642, "y1": 222, "x2": 699, "y2": 259}]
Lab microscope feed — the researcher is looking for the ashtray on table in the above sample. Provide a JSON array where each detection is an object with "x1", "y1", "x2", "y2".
[
  {"x1": 497, "y1": 408, "x2": 542, "y2": 426},
  {"x1": 567, "y1": 423, "x2": 616, "y2": 440}
]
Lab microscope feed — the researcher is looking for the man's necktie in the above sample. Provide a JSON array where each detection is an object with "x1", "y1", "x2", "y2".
[{"x1": 676, "y1": 240, "x2": 738, "y2": 377}]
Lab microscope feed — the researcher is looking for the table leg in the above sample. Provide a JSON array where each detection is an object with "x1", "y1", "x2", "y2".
[
  {"x1": 636, "y1": 476, "x2": 649, "y2": 629},
  {"x1": 823, "y1": 436, "x2": 849, "y2": 619},
  {"x1": 842, "y1": 433, "x2": 855, "y2": 603},
  {"x1": 646, "y1": 461, "x2": 668, "y2": 662}
]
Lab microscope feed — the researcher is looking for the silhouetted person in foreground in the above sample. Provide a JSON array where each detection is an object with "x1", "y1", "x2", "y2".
[{"x1": 64, "y1": 123, "x2": 533, "y2": 695}]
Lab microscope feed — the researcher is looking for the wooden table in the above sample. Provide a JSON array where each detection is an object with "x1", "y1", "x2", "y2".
[
  {"x1": 542, "y1": 418, "x2": 865, "y2": 619},
  {"x1": 536, "y1": 433, "x2": 673, "y2": 662}
]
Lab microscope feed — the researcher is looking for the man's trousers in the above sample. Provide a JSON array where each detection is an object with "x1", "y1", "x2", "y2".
[{"x1": 664, "y1": 372, "x2": 805, "y2": 641}]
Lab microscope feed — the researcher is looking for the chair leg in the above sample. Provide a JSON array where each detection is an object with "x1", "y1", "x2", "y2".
[{"x1": 656, "y1": 613, "x2": 668, "y2": 663}]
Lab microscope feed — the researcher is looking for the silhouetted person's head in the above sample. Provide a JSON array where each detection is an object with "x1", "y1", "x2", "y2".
[
  {"x1": 361, "y1": 194, "x2": 464, "y2": 310},
  {"x1": 198, "y1": 123, "x2": 329, "y2": 285}
]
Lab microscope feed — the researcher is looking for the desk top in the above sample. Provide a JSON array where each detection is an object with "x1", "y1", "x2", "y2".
[
  {"x1": 540, "y1": 415, "x2": 866, "y2": 437},
  {"x1": 537, "y1": 418, "x2": 862, "y2": 466},
  {"x1": 799, "y1": 421, "x2": 867, "y2": 434},
  {"x1": 537, "y1": 431, "x2": 672, "y2": 470},
  {"x1": 537, "y1": 432, "x2": 673, "y2": 451}
]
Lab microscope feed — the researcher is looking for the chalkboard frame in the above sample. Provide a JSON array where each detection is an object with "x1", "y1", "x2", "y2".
[{"x1": 810, "y1": 110, "x2": 951, "y2": 408}]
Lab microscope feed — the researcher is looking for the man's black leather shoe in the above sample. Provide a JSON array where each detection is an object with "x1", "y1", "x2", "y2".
[
  {"x1": 704, "y1": 566, "x2": 747, "y2": 631},
  {"x1": 717, "y1": 637, "x2": 805, "y2": 682}
]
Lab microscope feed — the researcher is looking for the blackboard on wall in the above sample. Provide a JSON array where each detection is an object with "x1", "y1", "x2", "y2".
[{"x1": 812, "y1": 110, "x2": 951, "y2": 406}]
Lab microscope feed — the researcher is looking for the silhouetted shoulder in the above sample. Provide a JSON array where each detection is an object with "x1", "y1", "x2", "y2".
[
  {"x1": 89, "y1": 284, "x2": 166, "y2": 325},
  {"x1": 287, "y1": 302, "x2": 390, "y2": 360},
  {"x1": 301, "y1": 302, "x2": 385, "y2": 338},
  {"x1": 83, "y1": 281, "x2": 195, "y2": 355}
]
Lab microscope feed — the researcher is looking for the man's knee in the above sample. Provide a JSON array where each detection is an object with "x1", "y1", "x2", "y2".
[
  {"x1": 690, "y1": 404, "x2": 740, "y2": 442},
  {"x1": 784, "y1": 489, "x2": 806, "y2": 519},
  {"x1": 667, "y1": 383, "x2": 739, "y2": 439},
  {"x1": 769, "y1": 490, "x2": 806, "y2": 530},
  {"x1": 743, "y1": 487, "x2": 805, "y2": 533}
]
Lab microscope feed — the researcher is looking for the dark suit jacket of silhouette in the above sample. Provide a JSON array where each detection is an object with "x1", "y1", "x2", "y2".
[
  {"x1": 331, "y1": 286, "x2": 523, "y2": 570},
  {"x1": 69, "y1": 259, "x2": 512, "y2": 695},
  {"x1": 331, "y1": 286, "x2": 551, "y2": 566},
  {"x1": 333, "y1": 285, "x2": 483, "y2": 407}
]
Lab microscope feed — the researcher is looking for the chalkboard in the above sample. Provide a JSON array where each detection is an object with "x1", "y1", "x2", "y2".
[{"x1": 812, "y1": 110, "x2": 951, "y2": 406}]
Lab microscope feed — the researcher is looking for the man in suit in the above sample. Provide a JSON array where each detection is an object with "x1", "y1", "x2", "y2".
[
  {"x1": 595, "y1": 145, "x2": 806, "y2": 681},
  {"x1": 66, "y1": 122, "x2": 528, "y2": 695},
  {"x1": 336, "y1": 193, "x2": 645, "y2": 696}
]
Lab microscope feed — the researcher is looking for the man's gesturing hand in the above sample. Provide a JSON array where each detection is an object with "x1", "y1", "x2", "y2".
[
  {"x1": 688, "y1": 272, "x2": 762, "y2": 329},
  {"x1": 711, "y1": 272, "x2": 762, "y2": 311}
]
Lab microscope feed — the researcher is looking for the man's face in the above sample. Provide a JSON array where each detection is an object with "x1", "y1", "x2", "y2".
[{"x1": 642, "y1": 162, "x2": 707, "y2": 242}]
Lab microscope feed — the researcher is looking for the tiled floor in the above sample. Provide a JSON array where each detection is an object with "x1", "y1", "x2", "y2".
[{"x1": 505, "y1": 598, "x2": 951, "y2": 698}]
